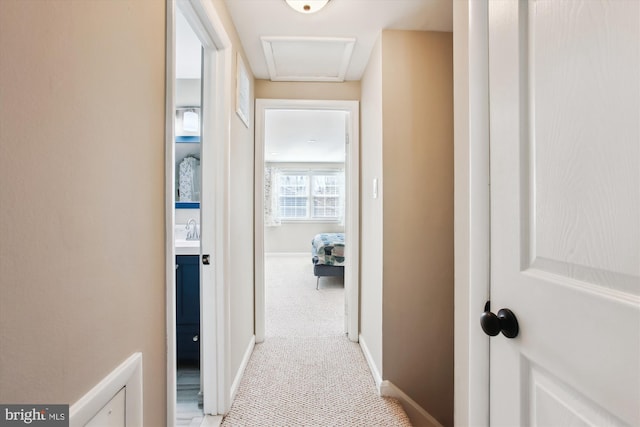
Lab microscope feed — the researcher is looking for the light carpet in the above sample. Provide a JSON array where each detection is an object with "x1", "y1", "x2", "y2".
[
  {"x1": 221, "y1": 336, "x2": 412, "y2": 427},
  {"x1": 220, "y1": 255, "x2": 412, "y2": 426},
  {"x1": 264, "y1": 254, "x2": 344, "y2": 337}
]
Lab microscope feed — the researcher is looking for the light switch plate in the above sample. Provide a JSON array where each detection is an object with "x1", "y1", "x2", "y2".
[{"x1": 372, "y1": 178, "x2": 378, "y2": 199}]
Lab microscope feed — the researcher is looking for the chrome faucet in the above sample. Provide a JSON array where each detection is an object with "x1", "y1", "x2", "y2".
[{"x1": 186, "y1": 218, "x2": 199, "y2": 241}]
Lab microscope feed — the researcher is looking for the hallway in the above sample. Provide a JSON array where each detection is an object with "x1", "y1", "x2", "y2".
[{"x1": 220, "y1": 255, "x2": 411, "y2": 426}]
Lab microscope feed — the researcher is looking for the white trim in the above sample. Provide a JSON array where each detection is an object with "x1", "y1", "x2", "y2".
[
  {"x1": 70, "y1": 353, "x2": 143, "y2": 427},
  {"x1": 215, "y1": 31, "x2": 234, "y2": 419},
  {"x1": 279, "y1": 219, "x2": 343, "y2": 224},
  {"x1": 379, "y1": 381, "x2": 444, "y2": 427},
  {"x1": 187, "y1": 0, "x2": 233, "y2": 415},
  {"x1": 261, "y1": 36, "x2": 355, "y2": 82},
  {"x1": 235, "y1": 52, "x2": 250, "y2": 127},
  {"x1": 255, "y1": 99, "x2": 360, "y2": 343},
  {"x1": 254, "y1": 98, "x2": 266, "y2": 342},
  {"x1": 164, "y1": 0, "x2": 178, "y2": 424},
  {"x1": 344, "y1": 101, "x2": 360, "y2": 342},
  {"x1": 199, "y1": 43, "x2": 218, "y2": 416},
  {"x1": 230, "y1": 335, "x2": 256, "y2": 404},
  {"x1": 453, "y1": 0, "x2": 491, "y2": 426},
  {"x1": 181, "y1": 0, "x2": 231, "y2": 49},
  {"x1": 200, "y1": 415, "x2": 224, "y2": 427},
  {"x1": 360, "y1": 334, "x2": 443, "y2": 427},
  {"x1": 358, "y1": 334, "x2": 382, "y2": 389}
]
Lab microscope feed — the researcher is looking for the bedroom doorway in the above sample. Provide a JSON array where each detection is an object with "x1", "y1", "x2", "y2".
[{"x1": 254, "y1": 99, "x2": 360, "y2": 343}]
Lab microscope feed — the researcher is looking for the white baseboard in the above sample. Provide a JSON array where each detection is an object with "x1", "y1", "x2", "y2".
[
  {"x1": 380, "y1": 380, "x2": 443, "y2": 427},
  {"x1": 358, "y1": 334, "x2": 382, "y2": 389},
  {"x1": 69, "y1": 352, "x2": 143, "y2": 427},
  {"x1": 200, "y1": 414, "x2": 223, "y2": 427},
  {"x1": 229, "y1": 335, "x2": 255, "y2": 405},
  {"x1": 358, "y1": 336, "x2": 443, "y2": 427}
]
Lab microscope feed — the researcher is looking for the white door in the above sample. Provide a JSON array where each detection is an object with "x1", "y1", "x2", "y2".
[
  {"x1": 199, "y1": 46, "x2": 216, "y2": 415},
  {"x1": 176, "y1": 0, "x2": 233, "y2": 415},
  {"x1": 488, "y1": 1, "x2": 639, "y2": 426}
]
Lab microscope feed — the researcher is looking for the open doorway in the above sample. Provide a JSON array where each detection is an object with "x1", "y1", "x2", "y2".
[
  {"x1": 174, "y1": 6, "x2": 203, "y2": 425},
  {"x1": 255, "y1": 100, "x2": 360, "y2": 343},
  {"x1": 166, "y1": 0, "x2": 233, "y2": 423},
  {"x1": 264, "y1": 109, "x2": 347, "y2": 337}
]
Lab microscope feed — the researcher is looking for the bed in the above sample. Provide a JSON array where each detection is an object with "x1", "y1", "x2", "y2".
[{"x1": 311, "y1": 233, "x2": 345, "y2": 289}]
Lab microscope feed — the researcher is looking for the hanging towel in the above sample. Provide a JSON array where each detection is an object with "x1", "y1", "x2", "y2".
[{"x1": 179, "y1": 156, "x2": 199, "y2": 201}]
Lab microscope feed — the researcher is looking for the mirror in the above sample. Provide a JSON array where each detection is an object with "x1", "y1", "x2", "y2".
[
  {"x1": 175, "y1": 8, "x2": 202, "y2": 209},
  {"x1": 175, "y1": 106, "x2": 201, "y2": 208}
]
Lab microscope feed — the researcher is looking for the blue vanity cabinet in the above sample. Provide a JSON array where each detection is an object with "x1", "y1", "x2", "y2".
[{"x1": 176, "y1": 255, "x2": 200, "y2": 365}]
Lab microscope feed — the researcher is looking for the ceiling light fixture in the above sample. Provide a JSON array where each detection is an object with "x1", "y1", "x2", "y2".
[{"x1": 285, "y1": 0, "x2": 331, "y2": 14}]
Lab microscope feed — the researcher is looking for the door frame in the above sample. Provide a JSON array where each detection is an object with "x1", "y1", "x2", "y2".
[
  {"x1": 453, "y1": 0, "x2": 491, "y2": 425},
  {"x1": 254, "y1": 99, "x2": 360, "y2": 343},
  {"x1": 165, "y1": 0, "x2": 233, "y2": 422}
]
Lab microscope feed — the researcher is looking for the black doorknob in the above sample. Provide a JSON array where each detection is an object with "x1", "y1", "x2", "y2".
[{"x1": 480, "y1": 301, "x2": 519, "y2": 338}]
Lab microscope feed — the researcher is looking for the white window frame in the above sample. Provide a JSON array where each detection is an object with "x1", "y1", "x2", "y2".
[
  {"x1": 276, "y1": 169, "x2": 344, "y2": 222},
  {"x1": 277, "y1": 172, "x2": 310, "y2": 220},
  {"x1": 311, "y1": 173, "x2": 342, "y2": 219}
]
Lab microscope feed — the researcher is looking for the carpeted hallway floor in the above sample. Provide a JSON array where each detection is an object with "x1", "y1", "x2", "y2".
[
  {"x1": 220, "y1": 254, "x2": 412, "y2": 426},
  {"x1": 264, "y1": 254, "x2": 345, "y2": 338}
]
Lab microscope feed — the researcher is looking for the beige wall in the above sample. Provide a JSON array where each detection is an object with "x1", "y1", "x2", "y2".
[
  {"x1": 0, "y1": 1, "x2": 166, "y2": 426},
  {"x1": 255, "y1": 80, "x2": 361, "y2": 100},
  {"x1": 265, "y1": 223, "x2": 344, "y2": 253},
  {"x1": 209, "y1": 0, "x2": 256, "y2": 386},
  {"x1": 381, "y1": 30, "x2": 454, "y2": 427},
  {"x1": 359, "y1": 35, "x2": 385, "y2": 377},
  {"x1": 176, "y1": 78, "x2": 201, "y2": 107},
  {"x1": 360, "y1": 30, "x2": 454, "y2": 427}
]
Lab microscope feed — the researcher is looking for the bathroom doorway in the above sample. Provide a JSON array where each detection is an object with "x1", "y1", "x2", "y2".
[
  {"x1": 254, "y1": 99, "x2": 360, "y2": 343},
  {"x1": 166, "y1": 0, "x2": 233, "y2": 423},
  {"x1": 174, "y1": 6, "x2": 203, "y2": 425}
]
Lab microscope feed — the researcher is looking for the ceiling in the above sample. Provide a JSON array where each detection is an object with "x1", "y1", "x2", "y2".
[
  {"x1": 264, "y1": 109, "x2": 347, "y2": 163},
  {"x1": 176, "y1": 0, "x2": 453, "y2": 163},
  {"x1": 176, "y1": 8, "x2": 202, "y2": 79},
  {"x1": 224, "y1": 0, "x2": 453, "y2": 81}
]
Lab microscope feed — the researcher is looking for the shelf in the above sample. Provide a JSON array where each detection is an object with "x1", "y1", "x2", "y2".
[
  {"x1": 176, "y1": 136, "x2": 200, "y2": 143},
  {"x1": 176, "y1": 202, "x2": 200, "y2": 209}
]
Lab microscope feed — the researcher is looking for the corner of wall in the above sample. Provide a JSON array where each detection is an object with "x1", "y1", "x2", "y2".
[
  {"x1": 358, "y1": 31, "x2": 384, "y2": 381},
  {"x1": 358, "y1": 334, "x2": 382, "y2": 389},
  {"x1": 379, "y1": 30, "x2": 454, "y2": 427},
  {"x1": 379, "y1": 381, "x2": 444, "y2": 427}
]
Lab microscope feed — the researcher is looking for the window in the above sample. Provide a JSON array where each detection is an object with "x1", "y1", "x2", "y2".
[
  {"x1": 277, "y1": 170, "x2": 343, "y2": 220},
  {"x1": 278, "y1": 174, "x2": 309, "y2": 219},
  {"x1": 312, "y1": 175, "x2": 340, "y2": 218}
]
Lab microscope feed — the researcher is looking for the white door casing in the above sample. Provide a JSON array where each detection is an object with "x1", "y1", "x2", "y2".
[
  {"x1": 488, "y1": 1, "x2": 639, "y2": 426},
  {"x1": 453, "y1": 1, "x2": 491, "y2": 424},
  {"x1": 167, "y1": 0, "x2": 233, "y2": 421},
  {"x1": 254, "y1": 99, "x2": 360, "y2": 343},
  {"x1": 184, "y1": 0, "x2": 234, "y2": 415}
]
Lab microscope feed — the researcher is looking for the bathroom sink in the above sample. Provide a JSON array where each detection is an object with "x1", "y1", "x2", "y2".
[
  {"x1": 175, "y1": 238, "x2": 199, "y2": 247},
  {"x1": 175, "y1": 225, "x2": 200, "y2": 255},
  {"x1": 175, "y1": 238, "x2": 200, "y2": 255}
]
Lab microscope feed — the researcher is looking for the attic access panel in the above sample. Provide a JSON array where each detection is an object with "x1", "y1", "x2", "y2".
[{"x1": 261, "y1": 36, "x2": 355, "y2": 82}]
